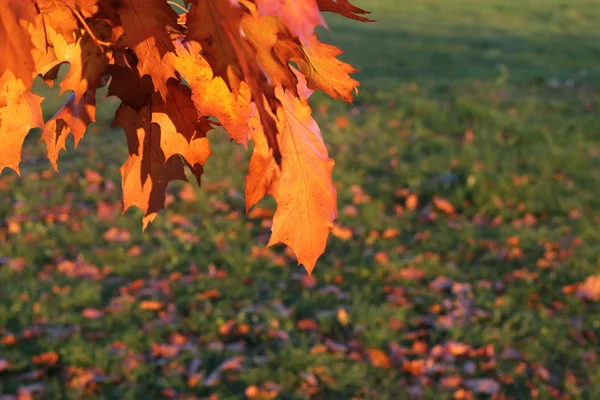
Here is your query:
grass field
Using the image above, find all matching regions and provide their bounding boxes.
[2,0,600,398]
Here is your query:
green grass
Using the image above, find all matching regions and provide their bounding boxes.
[2,0,600,398]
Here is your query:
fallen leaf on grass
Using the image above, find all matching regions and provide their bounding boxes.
[82,308,104,319]
[332,225,353,240]
[402,359,425,376]
[464,378,500,394]
[204,356,245,386]
[196,289,221,300]
[374,251,389,266]
[382,228,400,239]
[245,382,281,399]
[446,341,471,356]
[405,194,418,210]
[139,300,164,311]
[366,348,391,368]
[31,351,59,366]
[219,320,236,336]
[297,319,319,331]
[178,184,198,202]
[440,375,463,389]
[103,227,131,243]
[335,116,349,129]
[337,308,349,326]
[564,275,600,301]
[2,334,17,346]
[433,196,455,215]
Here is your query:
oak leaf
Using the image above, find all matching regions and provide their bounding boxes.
[292,36,359,103]
[113,81,211,229]
[317,0,374,22]
[113,105,188,229]
[0,70,47,175]
[35,0,79,43]
[151,81,213,185]
[171,40,252,145]
[246,79,337,275]
[45,27,108,103]
[110,0,180,100]
[241,14,299,95]
[0,1,37,86]
[186,0,282,163]
[42,91,96,170]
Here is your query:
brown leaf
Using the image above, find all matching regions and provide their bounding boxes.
[440,375,463,389]
[446,341,471,357]
[433,196,455,215]
[297,319,319,331]
[565,275,600,301]
[113,104,188,229]
[402,359,425,376]
[464,378,500,394]
[31,351,59,366]
[139,300,164,311]
[108,0,180,100]
[82,308,104,319]
[366,348,391,368]
[196,289,221,300]
[405,194,418,210]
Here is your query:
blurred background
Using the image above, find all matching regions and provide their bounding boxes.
[2,0,600,398]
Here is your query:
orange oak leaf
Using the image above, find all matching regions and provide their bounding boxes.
[185,0,245,92]
[106,66,155,111]
[113,104,188,229]
[35,0,79,44]
[432,195,455,215]
[246,78,337,275]
[171,40,252,146]
[42,91,96,170]
[185,0,281,163]
[0,0,37,86]
[109,0,180,100]
[254,0,325,43]
[151,82,213,185]
[317,0,374,22]
[292,35,359,102]
[45,27,108,103]
[25,14,61,79]
[0,70,47,175]
[112,81,212,229]
[241,14,299,94]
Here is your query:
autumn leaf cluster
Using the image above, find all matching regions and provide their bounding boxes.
[0,0,372,274]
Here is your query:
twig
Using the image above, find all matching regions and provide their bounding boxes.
[71,8,112,51]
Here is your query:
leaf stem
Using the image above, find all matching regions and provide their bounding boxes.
[71,8,112,51]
